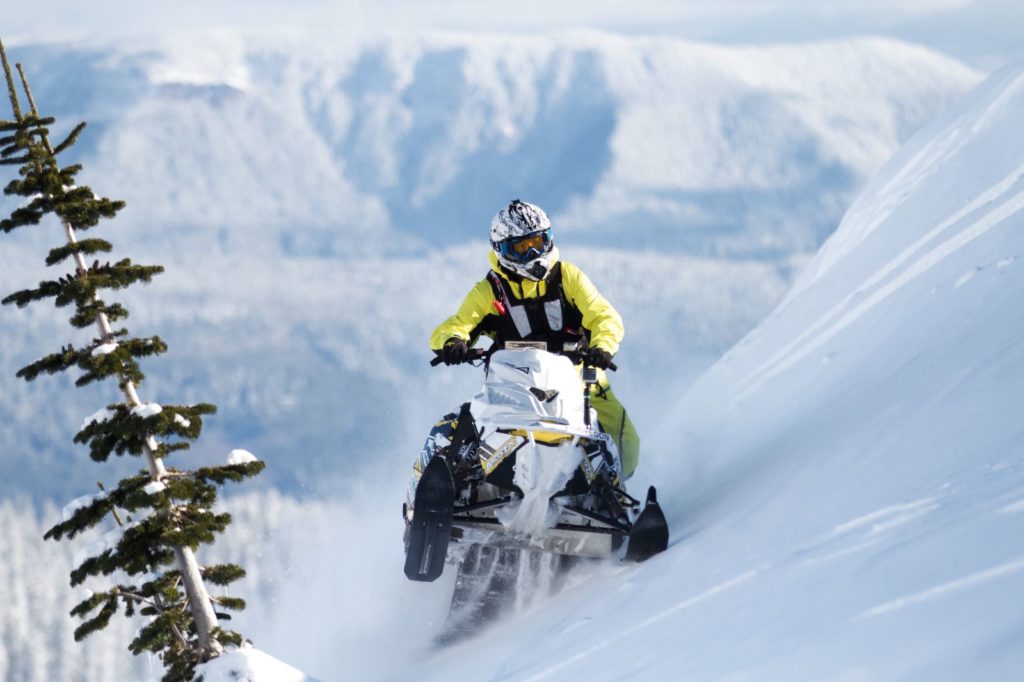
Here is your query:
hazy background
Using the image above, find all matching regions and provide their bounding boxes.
[0,2,1021,679]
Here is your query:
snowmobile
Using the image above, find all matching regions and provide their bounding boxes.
[403,345,669,585]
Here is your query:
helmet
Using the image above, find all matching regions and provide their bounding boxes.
[490,199,555,280]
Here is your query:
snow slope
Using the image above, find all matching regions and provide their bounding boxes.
[197,645,318,682]
[0,33,980,501]
[374,59,1024,681]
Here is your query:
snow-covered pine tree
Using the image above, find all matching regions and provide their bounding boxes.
[0,39,266,681]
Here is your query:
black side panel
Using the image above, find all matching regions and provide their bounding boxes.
[448,403,481,471]
[483,451,520,493]
[625,486,670,562]
[404,456,456,582]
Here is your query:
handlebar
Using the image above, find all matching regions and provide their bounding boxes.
[429,348,488,367]
[565,349,618,372]
[430,347,616,371]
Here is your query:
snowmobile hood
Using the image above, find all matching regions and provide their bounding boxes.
[488,247,561,299]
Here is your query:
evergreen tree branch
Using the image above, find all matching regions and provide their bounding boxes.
[0,153,31,166]
[73,403,216,461]
[211,596,246,611]
[46,237,114,266]
[96,481,125,526]
[69,300,130,328]
[53,120,86,156]
[72,594,120,641]
[1,194,49,232]
[193,461,268,486]
[201,563,246,586]
[15,343,80,381]
[1,261,164,313]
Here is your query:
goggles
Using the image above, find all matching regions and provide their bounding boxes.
[498,230,552,263]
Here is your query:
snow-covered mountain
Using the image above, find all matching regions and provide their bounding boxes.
[3,33,978,255]
[0,33,979,501]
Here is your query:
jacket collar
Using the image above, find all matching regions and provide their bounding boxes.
[488,247,560,299]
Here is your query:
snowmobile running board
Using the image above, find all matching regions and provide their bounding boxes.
[404,457,456,582]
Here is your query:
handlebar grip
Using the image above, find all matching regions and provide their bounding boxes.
[430,348,488,367]
[569,351,617,372]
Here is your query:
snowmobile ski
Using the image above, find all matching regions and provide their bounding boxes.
[625,486,669,562]
[404,456,456,582]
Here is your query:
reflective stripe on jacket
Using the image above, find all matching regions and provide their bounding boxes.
[429,248,624,354]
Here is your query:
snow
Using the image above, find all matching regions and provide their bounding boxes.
[90,342,118,357]
[227,449,258,465]
[195,644,319,682]
[364,59,1024,681]
[856,557,1024,620]
[130,403,162,418]
[142,481,166,495]
[79,407,116,432]
[61,491,107,522]
[72,522,138,568]
[173,414,192,428]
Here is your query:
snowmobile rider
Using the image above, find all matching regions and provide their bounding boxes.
[431,199,640,478]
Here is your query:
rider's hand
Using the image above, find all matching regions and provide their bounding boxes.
[583,347,613,370]
[441,337,469,365]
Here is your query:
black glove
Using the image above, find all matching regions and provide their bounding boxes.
[441,337,469,365]
[582,347,613,370]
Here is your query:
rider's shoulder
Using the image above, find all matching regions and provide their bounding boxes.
[558,260,581,275]
[556,260,587,285]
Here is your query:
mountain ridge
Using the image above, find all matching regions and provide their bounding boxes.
[0,34,981,502]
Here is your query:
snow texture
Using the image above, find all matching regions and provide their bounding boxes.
[80,408,116,432]
[90,343,118,356]
[60,491,107,522]
[72,522,138,568]
[227,449,258,465]
[142,481,166,495]
[130,403,162,418]
[372,59,1024,682]
[196,645,320,682]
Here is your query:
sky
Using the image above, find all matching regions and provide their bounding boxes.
[8,1,1022,68]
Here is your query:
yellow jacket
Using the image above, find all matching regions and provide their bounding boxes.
[430,248,624,354]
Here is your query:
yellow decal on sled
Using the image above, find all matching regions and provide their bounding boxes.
[511,429,574,445]
[479,435,522,475]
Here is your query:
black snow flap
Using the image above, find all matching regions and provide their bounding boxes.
[404,456,456,582]
[625,486,670,563]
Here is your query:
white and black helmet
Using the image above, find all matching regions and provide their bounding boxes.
[490,199,555,280]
